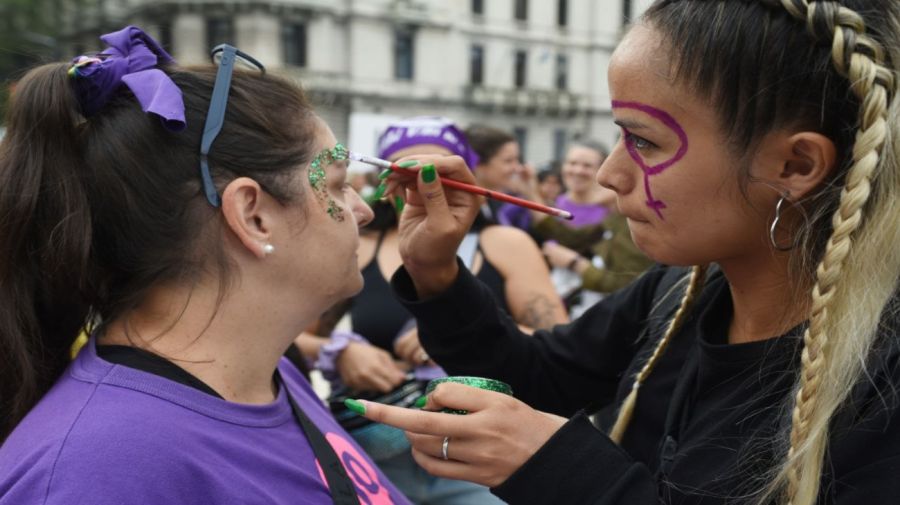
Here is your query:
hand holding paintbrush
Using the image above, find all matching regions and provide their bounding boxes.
[349,152,574,220]
[354,155,481,297]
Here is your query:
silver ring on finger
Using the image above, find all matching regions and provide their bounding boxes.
[441,436,451,461]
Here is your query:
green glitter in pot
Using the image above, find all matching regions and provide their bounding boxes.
[425,376,513,415]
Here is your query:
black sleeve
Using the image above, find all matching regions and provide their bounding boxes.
[391,259,668,417]
[491,411,658,504]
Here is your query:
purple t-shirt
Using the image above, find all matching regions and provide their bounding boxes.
[554,194,610,228]
[0,339,411,505]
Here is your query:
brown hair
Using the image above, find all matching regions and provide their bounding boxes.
[0,62,319,440]
[465,124,516,164]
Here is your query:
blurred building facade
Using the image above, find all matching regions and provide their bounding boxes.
[61,0,653,166]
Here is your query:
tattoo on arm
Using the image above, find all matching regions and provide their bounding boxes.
[518,294,560,330]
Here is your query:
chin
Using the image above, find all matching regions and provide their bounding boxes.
[343,271,365,298]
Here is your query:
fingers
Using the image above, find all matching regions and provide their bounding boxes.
[394,329,429,365]
[422,383,513,413]
[407,439,505,488]
[358,400,472,437]
[345,364,403,393]
[408,447,480,483]
[338,345,406,393]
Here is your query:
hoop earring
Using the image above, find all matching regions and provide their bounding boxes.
[769,195,796,252]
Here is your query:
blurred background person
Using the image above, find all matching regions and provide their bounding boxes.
[464,124,524,220]
[536,162,565,205]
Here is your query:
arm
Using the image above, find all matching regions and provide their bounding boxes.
[295,331,327,361]
[531,216,607,253]
[492,412,658,504]
[359,386,659,505]
[480,226,568,330]
[392,260,667,416]
[294,331,407,393]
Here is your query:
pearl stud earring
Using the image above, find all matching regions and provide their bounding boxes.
[263,243,275,255]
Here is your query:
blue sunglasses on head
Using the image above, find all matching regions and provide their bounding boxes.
[199,44,266,207]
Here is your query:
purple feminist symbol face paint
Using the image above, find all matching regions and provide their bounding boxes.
[611,100,689,219]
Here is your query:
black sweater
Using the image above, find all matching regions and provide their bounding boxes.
[392,262,900,504]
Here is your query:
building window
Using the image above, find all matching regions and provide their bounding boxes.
[514,0,528,21]
[623,0,633,26]
[158,22,173,53]
[554,129,567,161]
[206,17,234,50]
[282,22,307,67]
[514,50,527,88]
[555,54,568,90]
[394,29,415,80]
[513,127,528,160]
[470,44,484,85]
[472,0,484,15]
[558,0,568,27]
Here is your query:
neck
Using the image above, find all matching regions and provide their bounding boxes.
[565,188,598,204]
[720,254,810,345]
[99,278,319,404]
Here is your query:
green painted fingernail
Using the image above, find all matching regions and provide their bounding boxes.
[373,182,387,200]
[378,168,392,180]
[344,398,366,416]
[421,164,437,183]
[413,396,427,409]
[397,160,419,168]
[394,196,405,213]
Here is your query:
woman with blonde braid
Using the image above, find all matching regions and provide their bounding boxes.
[346,1,900,504]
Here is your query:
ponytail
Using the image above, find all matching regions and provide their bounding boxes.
[0,63,93,441]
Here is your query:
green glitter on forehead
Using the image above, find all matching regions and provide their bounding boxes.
[308,142,349,222]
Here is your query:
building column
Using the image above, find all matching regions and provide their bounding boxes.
[236,11,281,69]
[172,13,206,65]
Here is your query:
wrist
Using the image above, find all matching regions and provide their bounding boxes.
[566,256,582,271]
[406,261,459,299]
[315,330,368,380]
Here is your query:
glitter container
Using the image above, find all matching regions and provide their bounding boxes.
[425,376,513,415]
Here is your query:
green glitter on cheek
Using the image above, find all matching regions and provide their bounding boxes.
[308,144,349,222]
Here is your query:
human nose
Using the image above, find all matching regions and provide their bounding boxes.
[596,142,635,196]
[349,189,374,227]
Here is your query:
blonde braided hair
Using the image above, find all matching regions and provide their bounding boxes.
[763,2,896,504]
[609,264,708,443]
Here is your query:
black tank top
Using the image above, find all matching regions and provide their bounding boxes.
[349,230,510,353]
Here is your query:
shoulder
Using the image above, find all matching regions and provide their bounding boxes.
[479,225,541,254]
[0,382,205,504]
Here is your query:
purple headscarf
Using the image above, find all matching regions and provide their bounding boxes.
[68,25,185,131]
[376,116,479,170]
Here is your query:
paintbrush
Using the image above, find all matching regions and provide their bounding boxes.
[349,152,574,220]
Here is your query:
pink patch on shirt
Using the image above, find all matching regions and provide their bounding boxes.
[315,432,395,505]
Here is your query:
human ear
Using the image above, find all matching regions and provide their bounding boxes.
[777,132,838,199]
[220,177,276,259]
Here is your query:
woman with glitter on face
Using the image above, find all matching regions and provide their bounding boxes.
[347,1,900,504]
[0,26,413,505]
[296,116,568,505]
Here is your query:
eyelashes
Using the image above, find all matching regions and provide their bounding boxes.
[623,131,656,150]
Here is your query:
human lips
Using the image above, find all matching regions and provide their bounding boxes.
[619,208,649,224]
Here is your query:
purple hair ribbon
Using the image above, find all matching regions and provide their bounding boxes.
[68,25,185,132]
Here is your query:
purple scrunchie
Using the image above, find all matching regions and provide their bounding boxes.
[376,116,480,170]
[68,25,185,132]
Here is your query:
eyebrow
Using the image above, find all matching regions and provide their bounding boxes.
[613,118,652,130]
